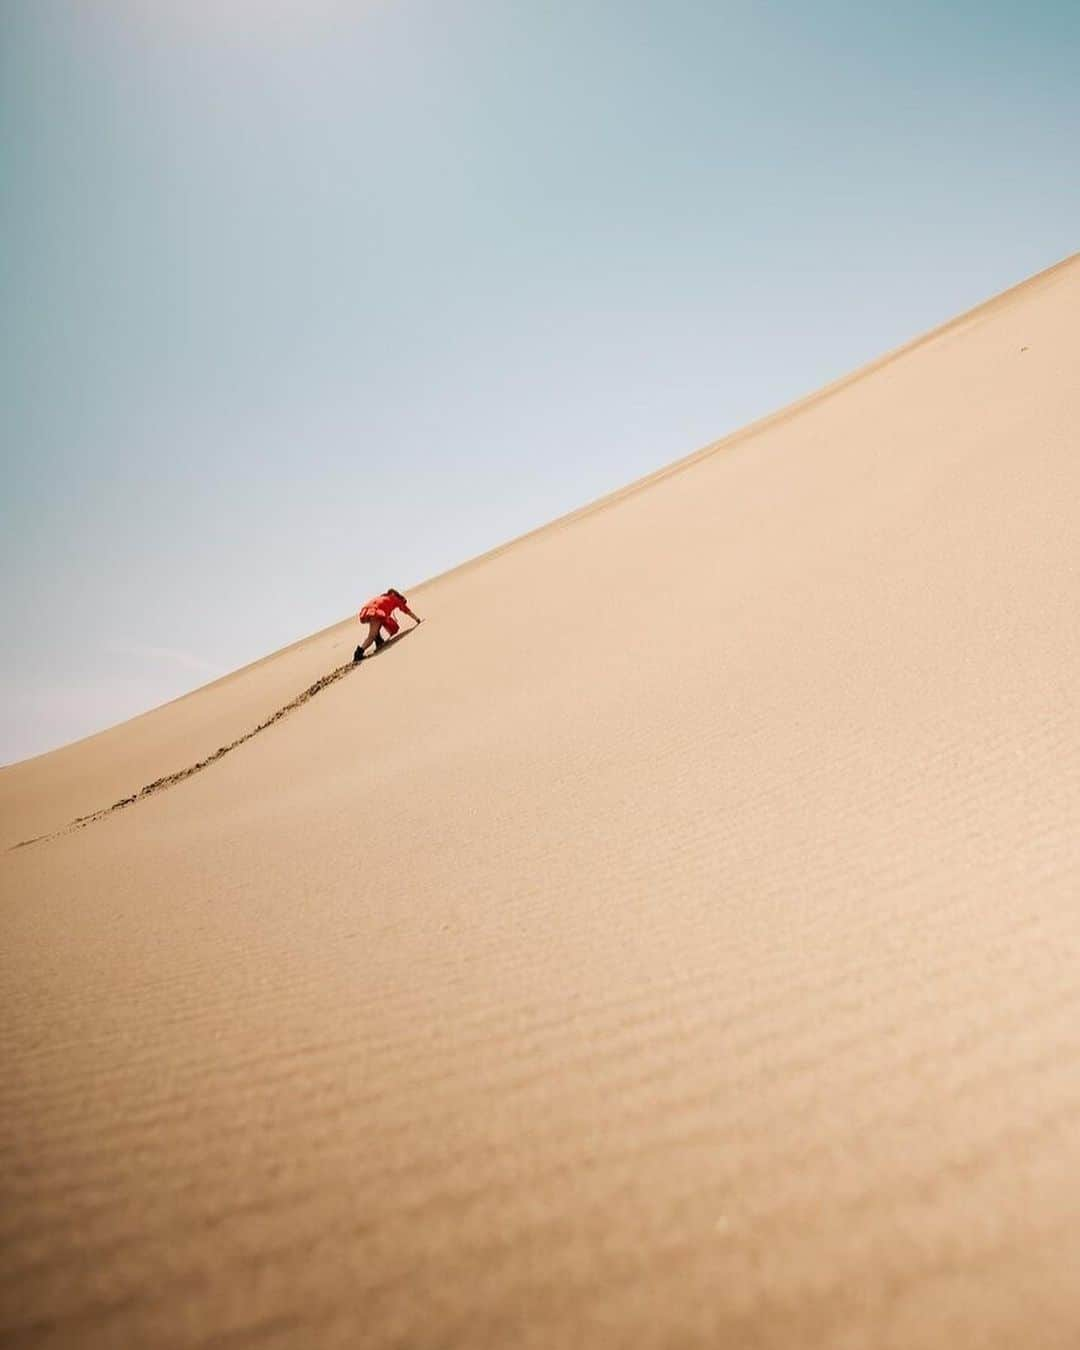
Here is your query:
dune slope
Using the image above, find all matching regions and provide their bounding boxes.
[2,255,1079,1349]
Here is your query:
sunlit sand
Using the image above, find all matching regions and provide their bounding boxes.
[2,254,1078,1348]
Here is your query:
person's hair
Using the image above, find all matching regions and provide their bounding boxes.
[387,587,404,599]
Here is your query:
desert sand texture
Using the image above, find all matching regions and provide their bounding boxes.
[3,254,1080,1349]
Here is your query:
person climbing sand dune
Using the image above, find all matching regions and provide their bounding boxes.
[354,588,422,661]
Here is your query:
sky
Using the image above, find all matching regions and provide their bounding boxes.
[2,0,1077,765]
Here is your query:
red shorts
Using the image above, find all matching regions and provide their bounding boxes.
[359,605,399,636]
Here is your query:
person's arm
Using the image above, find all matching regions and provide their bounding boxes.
[402,604,422,625]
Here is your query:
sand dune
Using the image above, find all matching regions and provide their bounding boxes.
[0,618,362,852]
[3,254,1079,1348]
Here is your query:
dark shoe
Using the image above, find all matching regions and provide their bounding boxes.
[374,634,386,650]
[353,646,364,662]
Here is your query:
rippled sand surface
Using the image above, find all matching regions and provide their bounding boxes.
[3,255,1079,1348]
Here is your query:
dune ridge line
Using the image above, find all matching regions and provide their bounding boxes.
[25,252,1070,760]
[412,251,1079,594]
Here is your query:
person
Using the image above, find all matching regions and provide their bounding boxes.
[354,588,422,660]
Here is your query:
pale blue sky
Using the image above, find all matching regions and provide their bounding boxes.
[2,0,1077,764]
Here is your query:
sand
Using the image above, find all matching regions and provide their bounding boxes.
[2,254,1079,1348]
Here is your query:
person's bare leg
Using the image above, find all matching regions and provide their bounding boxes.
[358,621,382,656]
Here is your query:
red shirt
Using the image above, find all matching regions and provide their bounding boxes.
[359,592,406,622]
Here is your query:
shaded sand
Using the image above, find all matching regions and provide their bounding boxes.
[2,255,1079,1348]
